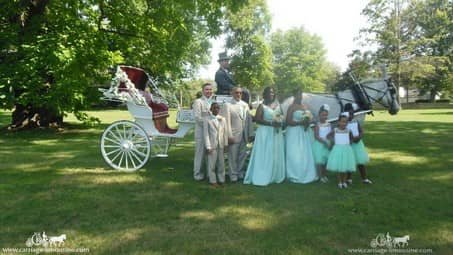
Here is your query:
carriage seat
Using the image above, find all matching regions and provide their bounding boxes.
[118,66,177,134]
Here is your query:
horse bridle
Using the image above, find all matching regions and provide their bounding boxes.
[360,79,397,110]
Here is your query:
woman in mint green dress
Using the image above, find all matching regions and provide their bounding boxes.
[244,87,285,186]
[285,89,318,184]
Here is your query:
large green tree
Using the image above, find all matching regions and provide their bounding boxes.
[224,0,273,90]
[406,0,452,101]
[0,0,245,128]
[359,0,452,102]
[360,0,413,97]
[270,27,328,97]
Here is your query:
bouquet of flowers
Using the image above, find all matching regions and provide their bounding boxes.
[273,107,284,133]
[301,110,313,131]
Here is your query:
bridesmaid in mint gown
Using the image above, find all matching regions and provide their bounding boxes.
[285,89,318,184]
[243,87,285,186]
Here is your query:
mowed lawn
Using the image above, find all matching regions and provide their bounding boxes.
[0,108,452,254]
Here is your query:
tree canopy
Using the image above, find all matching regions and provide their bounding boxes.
[270,27,328,97]
[0,0,246,127]
[224,0,273,90]
[355,0,452,102]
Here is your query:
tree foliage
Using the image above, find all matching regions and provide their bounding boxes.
[406,0,452,100]
[357,0,452,102]
[224,0,273,90]
[270,27,328,97]
[0,0,246,128]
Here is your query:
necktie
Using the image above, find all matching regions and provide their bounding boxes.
[240,105,245,119]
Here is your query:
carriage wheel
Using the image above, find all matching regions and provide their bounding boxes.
[100,120,151,171]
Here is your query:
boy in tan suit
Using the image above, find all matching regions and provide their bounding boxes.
[192,83,214,181]
[204,103,228,187]
[222,87,254,182]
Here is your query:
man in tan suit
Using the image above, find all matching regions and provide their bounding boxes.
[192,83,214,181]
[204,103,228,186]
[222,87,254,182]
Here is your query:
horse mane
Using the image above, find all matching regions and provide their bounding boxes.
[360,78,384,84]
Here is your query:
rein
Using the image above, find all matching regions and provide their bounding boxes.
[361,80,396,109]
[329,79,395,113]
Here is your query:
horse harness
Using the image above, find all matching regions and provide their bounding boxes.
[332,78,396,114]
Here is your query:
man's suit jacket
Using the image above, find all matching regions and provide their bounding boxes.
[192,96,211,139]
[215,68,235,95]
[203,115,228,150]
[222,99,254,144]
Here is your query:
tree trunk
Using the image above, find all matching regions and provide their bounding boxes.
[429,88,437,103]
[10,104,63,129]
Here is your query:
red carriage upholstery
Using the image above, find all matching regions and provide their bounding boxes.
[119,66,148,91]
[119,66,177,134]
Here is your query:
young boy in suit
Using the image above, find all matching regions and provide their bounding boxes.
[204,102,228,187]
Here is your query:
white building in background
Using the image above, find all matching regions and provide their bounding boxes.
[399,87,441,103]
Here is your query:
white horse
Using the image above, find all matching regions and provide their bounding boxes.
[393,235,410,247]
[49,234,66,247]
[281,77,400,124]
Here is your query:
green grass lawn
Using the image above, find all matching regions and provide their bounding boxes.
[0,109,452,254]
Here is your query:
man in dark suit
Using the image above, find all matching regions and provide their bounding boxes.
[215,52,236,95]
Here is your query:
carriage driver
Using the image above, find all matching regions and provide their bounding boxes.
[192,83,214,181]
[215,52,235,95]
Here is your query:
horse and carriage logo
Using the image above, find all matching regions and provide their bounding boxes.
[25,232,67,247]
[370,232,410,248]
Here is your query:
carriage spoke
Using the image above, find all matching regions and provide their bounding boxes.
[118,151,125,168]
[107,130,122,143]
[104,137,121,145]
[125,126,135,140]
[126,151,137,169]
[130,133,147,143]
[125,151,129,169]
[123,123,129,141]
[110,150,123,163]
[103,145,121,148]
[106,148,121,156]
[131,147,147,158]
[114,125,124,140]
[131,140,148,147]
[129,149,144,163]
[138,144,150,154]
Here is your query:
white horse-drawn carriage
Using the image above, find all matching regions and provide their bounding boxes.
[99,66,200,171]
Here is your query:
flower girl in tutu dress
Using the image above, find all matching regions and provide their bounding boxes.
[343,103,372,184]
[313,104,332,183]
[326,114,356,189]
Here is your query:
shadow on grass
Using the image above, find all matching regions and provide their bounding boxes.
[0,110,11,129]
[419,111,453,115]
[0,120,452,254]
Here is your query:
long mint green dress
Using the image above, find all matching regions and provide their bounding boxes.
[285,110,318,183]
[243,104,285,186]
